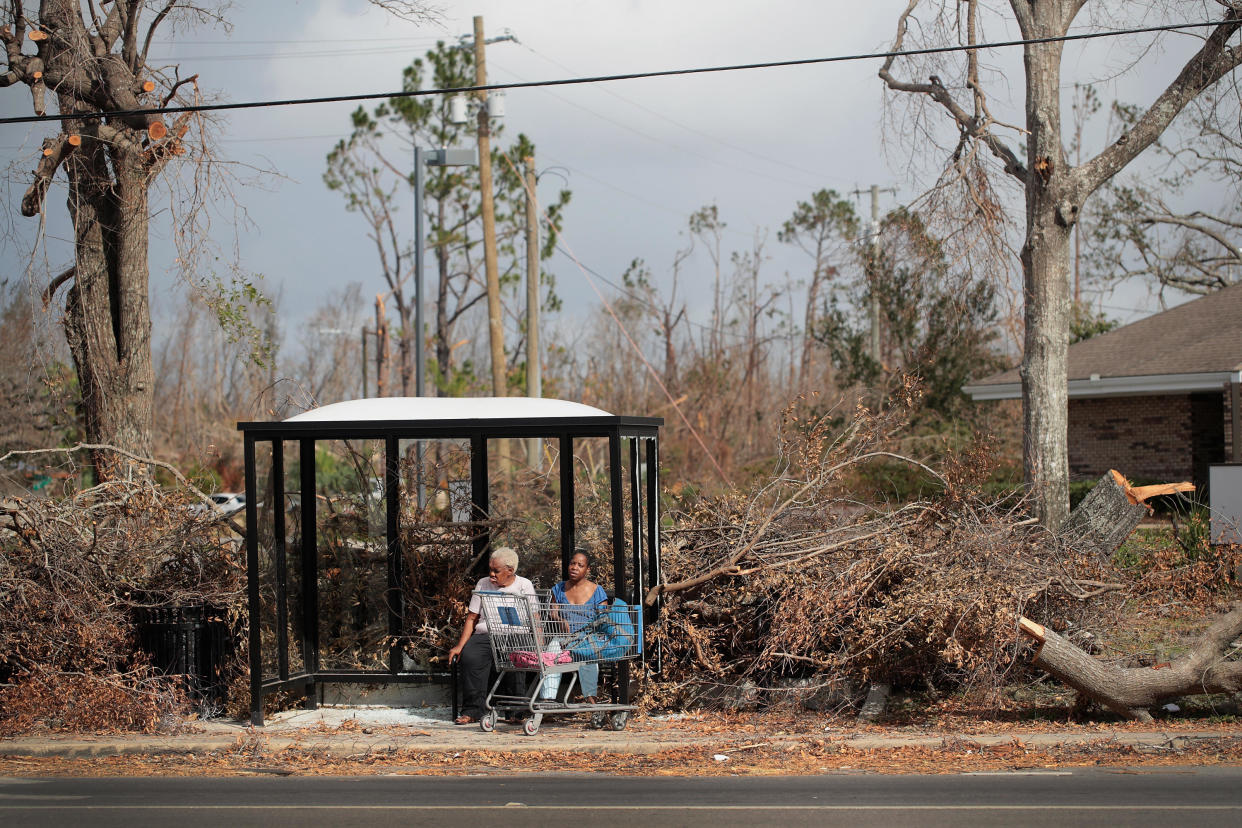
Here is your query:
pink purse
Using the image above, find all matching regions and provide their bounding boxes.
[508,650,571,668]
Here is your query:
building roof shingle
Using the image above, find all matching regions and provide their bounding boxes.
[971,282,1242,389]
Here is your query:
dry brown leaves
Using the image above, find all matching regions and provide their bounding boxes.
[0,479,244,734]
[645,387,1131,711]
[4,736,1240,777]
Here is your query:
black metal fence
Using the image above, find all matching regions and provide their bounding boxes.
[133,606,234,703]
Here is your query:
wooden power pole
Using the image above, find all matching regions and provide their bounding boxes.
[473,15,506,401]
[374,293,390,398]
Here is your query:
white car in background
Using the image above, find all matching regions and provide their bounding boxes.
[191,492,246,518]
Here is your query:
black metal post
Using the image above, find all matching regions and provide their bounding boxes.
[608,432,628,704]
[244,435,263,726]
[629,437,643,604]
[559,434,575,579]
[646,436,661,673]
[628,437,645,676]
[299,438,319,708]
[385,435,402,674]
[273,440,288,682]
[470,435,490,571]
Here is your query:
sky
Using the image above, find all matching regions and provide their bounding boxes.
[0,0,1229,364]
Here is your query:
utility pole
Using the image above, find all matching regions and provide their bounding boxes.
[374,294,390,398]
[361,327,369,398]
[473,15,506,402]
[524,154,541,469]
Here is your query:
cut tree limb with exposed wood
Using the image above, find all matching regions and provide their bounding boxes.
[1019,609,1242,721]
[1061,469,1195,558]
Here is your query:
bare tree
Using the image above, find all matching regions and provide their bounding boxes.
[0,2,218,477]
[1089,94,1242,296]
[2,2,436,479]
[879,1,1242,529]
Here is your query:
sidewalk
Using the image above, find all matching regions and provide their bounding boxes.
[3,705,1237,759]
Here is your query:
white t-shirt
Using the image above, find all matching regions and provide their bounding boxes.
[468,575,536,635]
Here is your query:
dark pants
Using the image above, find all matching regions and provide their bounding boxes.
[459,633,529,718]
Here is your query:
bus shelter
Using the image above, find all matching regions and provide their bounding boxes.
[237,398,662,726]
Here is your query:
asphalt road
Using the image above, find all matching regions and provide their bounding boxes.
[3,768,1241,827]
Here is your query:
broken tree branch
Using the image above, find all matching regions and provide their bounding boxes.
[1019,605,1242,722]
[21,133,81,217]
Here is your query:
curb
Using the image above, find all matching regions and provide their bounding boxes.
[2,730,1235,760]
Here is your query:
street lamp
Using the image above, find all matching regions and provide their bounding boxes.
[413,147,475,510]
[413,147,476,397]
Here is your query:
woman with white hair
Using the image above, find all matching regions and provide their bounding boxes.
[447,546,536,725]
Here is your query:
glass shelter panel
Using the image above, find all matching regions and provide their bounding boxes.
[569,436,619,591]
[396,437,476,669]
[276,441,305,677]
[253,440,280,677]
[486,437,564,590]
[312,438,388,672]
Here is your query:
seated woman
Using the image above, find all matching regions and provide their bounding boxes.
[551,549,609,705]
[447,547,536,725]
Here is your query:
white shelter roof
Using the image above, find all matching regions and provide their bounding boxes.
[284,397,614,423]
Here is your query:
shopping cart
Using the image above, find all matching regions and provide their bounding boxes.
[473,589,642,735]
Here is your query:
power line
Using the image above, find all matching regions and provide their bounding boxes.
[520,42,847,185]
[147,44,431,63]
[0,19,1226,127]
[493,58,816,192]
[150,36,445,45]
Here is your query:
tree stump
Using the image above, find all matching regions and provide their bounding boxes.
[1060,471,1146,558]
[1060,470,1194,558]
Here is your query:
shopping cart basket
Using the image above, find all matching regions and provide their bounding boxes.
[473,589,642,735]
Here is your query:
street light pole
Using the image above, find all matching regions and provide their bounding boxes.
[414,147,427,400]
[413,147,476,399]
[412,146,476,509]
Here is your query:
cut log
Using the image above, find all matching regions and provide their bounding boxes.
[147,121,167,141]
[1019,607,1242,722]
[67,134,81,147]
[28,29,48,42]
[1060,470,1194,558]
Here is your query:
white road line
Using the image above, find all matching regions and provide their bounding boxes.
[966,771,1074,776]
[1,805,1239,811]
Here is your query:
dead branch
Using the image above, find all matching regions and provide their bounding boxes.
[0,443,213,507]
[41,265,75,307]
[21,133,81,217]
[1020,606,1242,721]
[877,0,1027,180]
[640,390,1138,714]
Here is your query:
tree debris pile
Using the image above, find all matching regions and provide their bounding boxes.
[0,478,244,734]
[644,389,1129,711]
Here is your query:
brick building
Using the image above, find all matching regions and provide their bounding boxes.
[964,283,1242,491]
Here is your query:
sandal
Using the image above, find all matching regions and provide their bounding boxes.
[454,715,477,725]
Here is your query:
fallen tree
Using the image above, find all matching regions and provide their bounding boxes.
[1018,610,1242,722]
[640,387,1131,712]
